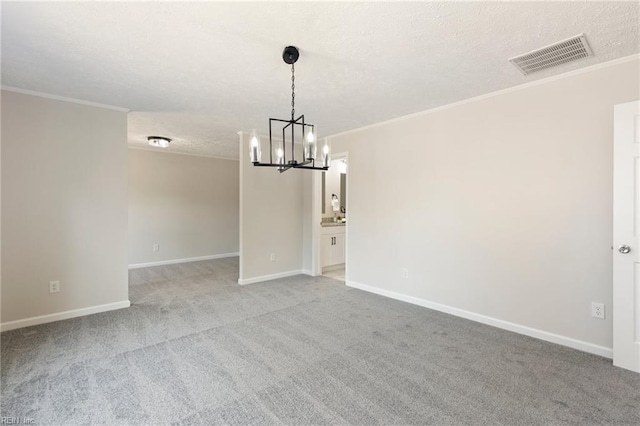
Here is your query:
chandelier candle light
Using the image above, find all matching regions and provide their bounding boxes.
[249,46,331,173]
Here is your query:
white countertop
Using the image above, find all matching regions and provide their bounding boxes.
[321,222,346,227]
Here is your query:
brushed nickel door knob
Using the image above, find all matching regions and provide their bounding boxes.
[618,245,631,254]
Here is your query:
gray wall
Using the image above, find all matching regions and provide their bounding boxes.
[328,58,639,350]
[1,90,129,324]
[128,149,239,265]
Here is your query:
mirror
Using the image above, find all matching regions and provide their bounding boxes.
[340,173,346,214]
[321,172,326,214]
[321,160,347,218]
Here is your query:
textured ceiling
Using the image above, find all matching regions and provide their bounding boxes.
[2,1,638,159]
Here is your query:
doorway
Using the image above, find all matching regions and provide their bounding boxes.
[316,154,347,282]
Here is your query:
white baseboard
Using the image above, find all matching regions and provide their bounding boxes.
[301,269,315,276]
[238,269,307,285]
[346,281,613,359]
[1,300,131,332]
[128,252,239,269]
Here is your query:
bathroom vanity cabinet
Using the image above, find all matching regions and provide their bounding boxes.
[321,225,345,268]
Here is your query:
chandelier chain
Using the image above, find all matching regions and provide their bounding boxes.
[291,64,295,119]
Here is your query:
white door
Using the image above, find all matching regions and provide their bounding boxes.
[613,100,640,373]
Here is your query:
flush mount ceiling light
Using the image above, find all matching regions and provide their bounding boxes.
[147,136,171,148]
[249,46,330,173]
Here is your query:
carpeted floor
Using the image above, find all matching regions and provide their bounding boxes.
[2,257,639,425]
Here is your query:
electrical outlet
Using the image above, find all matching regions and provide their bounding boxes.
[49,280,60,293]
[153,244,159,252]
[270,253,276,262]
[591,302,605,320]
[401,268,409,278]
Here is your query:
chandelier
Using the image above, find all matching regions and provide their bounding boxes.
[249,46,331,173]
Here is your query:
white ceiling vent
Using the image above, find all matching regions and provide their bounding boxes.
[509,34,593,75]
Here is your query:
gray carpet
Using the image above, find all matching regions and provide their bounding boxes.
[2,257,639,425]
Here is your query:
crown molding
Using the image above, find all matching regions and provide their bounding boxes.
[1,86,130,112]
[127,145,239,161]
[328,54,640,139]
